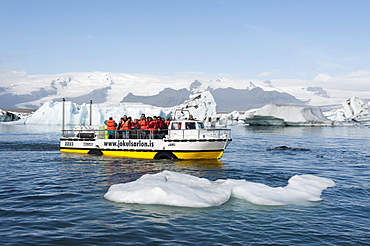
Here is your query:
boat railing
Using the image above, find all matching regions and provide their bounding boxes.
[166,128,231,140]
[61,128,231,140]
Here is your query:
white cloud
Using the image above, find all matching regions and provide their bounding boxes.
[313,73,333,82]
[310,70,370,92]
[258,69,278,77]
[258,71,271,77]
[344,70,370,79]
[0,68,28,87]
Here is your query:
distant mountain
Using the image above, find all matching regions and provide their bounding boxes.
[0,71,352,111]
[0,87,56,109]
[121,88,191,107]
[209,87,304,112]
[305,86,330,98]
[121,86,304,112]
[52,87,111,105]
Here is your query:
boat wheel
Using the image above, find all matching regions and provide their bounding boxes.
[154,151,178,160]
[88,149,103,156]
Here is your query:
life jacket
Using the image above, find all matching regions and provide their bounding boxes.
[147,120,157,131]
[131,122,140,129]
[122,121,131,130]
[139,119,148,129]
[118,120,124,130]
[164,120,171,127]
[158,120,167,129]
[106,120,116,130]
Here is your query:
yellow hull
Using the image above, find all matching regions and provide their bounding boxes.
[60,148,223,160]
[173,151,223,159]
[60,149,90,154]
[102,150,157,159]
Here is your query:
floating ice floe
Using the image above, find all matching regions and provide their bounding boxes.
[242,104,332,126]
[104,171,335,207]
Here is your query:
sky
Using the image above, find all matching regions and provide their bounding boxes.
[1,0,370,90]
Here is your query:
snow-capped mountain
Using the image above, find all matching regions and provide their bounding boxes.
[0,71,369,111]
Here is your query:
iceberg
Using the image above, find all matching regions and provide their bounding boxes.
[18,89,217,125]
[324,96,370,125]
[174,89,217,122]
[243,104,332,126]
[0,109,20,122]
[21,101,174,125]
[104,170,336,207]
[342,96,367,118]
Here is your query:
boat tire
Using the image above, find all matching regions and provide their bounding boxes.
[88,149,103,156]
[154,151,178,160]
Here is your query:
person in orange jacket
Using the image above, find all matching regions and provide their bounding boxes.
[104,117,117,139]
[138,114,148,138]
[165,116,172,128]
[119,117,132,139]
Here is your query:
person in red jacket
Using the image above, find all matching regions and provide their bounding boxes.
[130,118,140,139]
[117,116,125,138]
[104,117,117,139]
[131,118,140,129]
[157,117,168,139]
[147,116,158,139]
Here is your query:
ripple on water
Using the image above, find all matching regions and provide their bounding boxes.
[0,125,369,245]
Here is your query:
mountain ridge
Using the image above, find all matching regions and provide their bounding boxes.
[0,71,358,111]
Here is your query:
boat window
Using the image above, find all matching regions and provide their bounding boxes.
[171,122,182,130]
[197,122,204,129]
[185,122,196,129]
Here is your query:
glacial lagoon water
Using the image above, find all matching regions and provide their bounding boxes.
[0,124,369,245]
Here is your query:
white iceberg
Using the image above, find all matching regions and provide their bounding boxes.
[324,96,370,125]
[104,171,231,207]
[243,104,332,126]
[18,89,217,125]
[174,89,217,122]
[104,170,335,207]
[342,96,367,118]
[0,109,20,122]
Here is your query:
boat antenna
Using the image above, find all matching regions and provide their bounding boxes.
[177,91,183,106]
[90,100,92,126]
[62,98,65,137]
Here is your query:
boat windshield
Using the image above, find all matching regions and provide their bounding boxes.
[185,122,196,129]
[170,121,205,130]
[171,122,182,130]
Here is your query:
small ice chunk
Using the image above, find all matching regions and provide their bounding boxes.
[104,171,336,207]
[104,171,231,207]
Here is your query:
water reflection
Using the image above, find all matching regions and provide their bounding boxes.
[242,125,327,136]
[0,123,60,134]
[102,158,225,185]
[175,159,223,169]
[239,124,370,139]
[60,152,225,187]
